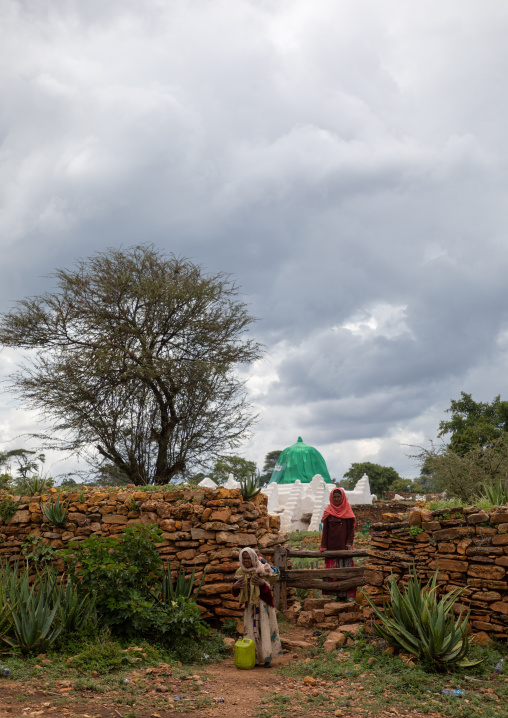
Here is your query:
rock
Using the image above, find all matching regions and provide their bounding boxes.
[303,597,331,611]
[323,631,346,652]
[190,527,215,540]
[492,534,508,546]
[101,514,128,524]
[10,510,30,523]
[323,602,353,617]
[281,638,314,650]
[339,623,362,634]
[433,527,473,540]
[491,512,508,524]
[428,558,469,572]
[381,513,402,522]
[297,611,315,628]
[470,631,493,646]
[303,676,317,686]
[422,521,441,531]
[408,510,422,527]
[468,565,506,580]
[490,601,508,614]
[467,511,490,524]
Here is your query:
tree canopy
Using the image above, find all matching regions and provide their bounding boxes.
[342,461,401,496]
[438,392,508,455]
[210,455,257,485]
[0,246,262,485]
[259,449,283,486]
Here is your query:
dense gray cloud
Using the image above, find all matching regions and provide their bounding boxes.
[1,0,508,480]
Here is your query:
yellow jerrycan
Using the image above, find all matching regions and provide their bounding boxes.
[234,638,256,669]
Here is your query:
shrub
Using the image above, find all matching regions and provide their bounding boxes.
[62,524,163,634]
[21,534,57,567]
[18,476,54,496]
[0,496,20,524]
[362,567,483,671]
[62,524,208,644]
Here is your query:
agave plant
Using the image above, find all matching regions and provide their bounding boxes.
[2,569,62,654]
[478,481,508,507]
[43,494,68,528]
[239,473,261,501]
[159,562,206,602]
[363,567,483,670]
[45,569,97,633]
[18,476,53,496]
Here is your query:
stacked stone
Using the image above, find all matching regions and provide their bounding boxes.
[0,486,284,623]
[362,505,508,642]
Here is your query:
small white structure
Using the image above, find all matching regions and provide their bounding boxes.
[198,472,373,533]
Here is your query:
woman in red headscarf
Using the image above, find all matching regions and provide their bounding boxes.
[320,488,356,600]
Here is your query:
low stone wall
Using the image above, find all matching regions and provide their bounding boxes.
[0,486,285,623]
[351,503,411,527]
[362,505,508,642]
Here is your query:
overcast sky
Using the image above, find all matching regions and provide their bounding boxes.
[1,0,508,482]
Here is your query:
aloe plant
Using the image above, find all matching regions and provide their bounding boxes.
[2,569,62,654]
[478,481,508,507]
[160,562,206,602]
[43,494,68,528]
[362,567,483,670]
[239,473,261,501]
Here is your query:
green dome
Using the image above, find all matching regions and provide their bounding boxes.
[268,437,333,485]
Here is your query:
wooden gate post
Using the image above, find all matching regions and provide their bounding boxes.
[273,546,288,610]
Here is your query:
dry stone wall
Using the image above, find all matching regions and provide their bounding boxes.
[0,486,285,623]
[362,505,508,642]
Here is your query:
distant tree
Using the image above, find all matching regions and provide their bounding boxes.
[342,461,401,497]
[59,477,78,488]
[438,392,508,455]
[4,449,46,479]
[210,456,257,486]
[259,450,283,486]
[411,435,508,502]
[389,477,416,493]
[0,246,262,485]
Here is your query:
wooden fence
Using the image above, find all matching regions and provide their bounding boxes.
[272,547,368,610]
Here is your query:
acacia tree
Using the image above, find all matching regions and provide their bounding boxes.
[0,246,262,485]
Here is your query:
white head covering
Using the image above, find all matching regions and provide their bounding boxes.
[239,547,261,573]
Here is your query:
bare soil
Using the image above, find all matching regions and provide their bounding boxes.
[0,628,447,718]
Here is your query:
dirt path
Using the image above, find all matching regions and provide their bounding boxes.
[0,629,448,718]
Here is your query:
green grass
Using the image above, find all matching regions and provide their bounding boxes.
[427,497,507,512]
[278,633,508,718]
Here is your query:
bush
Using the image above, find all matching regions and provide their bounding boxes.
[362,567,483,671]
[63,524,208,644]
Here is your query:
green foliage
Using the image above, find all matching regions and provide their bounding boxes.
[239,472,261,500]
[160,562,206,602]
[0,495,20,524]
[43,494,68,528]
[342,461,401,496]
[408,526,423,537]
[221,618,238,637]
[126,497,140,512]
[0,473,12,491]
[260,450,283,486]
[362,567,482,670]
[62,524,208,644]
[21,534,57,567]
[438,392,508,455]
[18,475,54,496]
[210,455,257,486]
[0,561,97,655]
[0,246,262,485]
[62,524,163,634]
[478,481,508,506]
[413,435,508,501]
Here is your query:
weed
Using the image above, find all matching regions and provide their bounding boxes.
[408,526,423,537]
[0,496,20,524]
